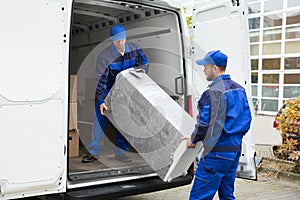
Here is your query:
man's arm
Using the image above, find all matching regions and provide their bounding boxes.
[135,44,149,73]
[95,53,109,114]
[190,91,210,145]
[95,68,108,105]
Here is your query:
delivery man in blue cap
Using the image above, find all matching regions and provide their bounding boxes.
[182,50,252,199]
[82,24,149,163]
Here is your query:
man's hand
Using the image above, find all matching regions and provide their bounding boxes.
[181,136,196,148]
[100,103,108,115]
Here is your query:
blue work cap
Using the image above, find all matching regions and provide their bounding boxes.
[110,24,126,42]
[196,50,228,67]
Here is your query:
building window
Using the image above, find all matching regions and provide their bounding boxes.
[286,11,300,39]
[288,0,300,8]
[248,1,300,115]
[261,99,278,112]
[248,1,261,14]
[251,72,258,84]
[284,86,300,98]
[250,30,260,42]
[285,41,300,53]
[263,28,282,41]
[250,44,259,55]
[262,74,279,84]
[262,58,280,70]
[284,74,300,84]
[284,57,300,69]
[262,85,279,97]
[264,0,283,12]
[263,13,283,28]
[286,25,300,39]
[252,85,258,96]
[249,17,261,29]
[262,42,281,54]
[251,59,259,70]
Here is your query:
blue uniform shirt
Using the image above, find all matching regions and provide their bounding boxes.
[95,42,149,104]
[191,74,252,152]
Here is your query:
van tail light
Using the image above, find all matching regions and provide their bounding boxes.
[188,95,193,117]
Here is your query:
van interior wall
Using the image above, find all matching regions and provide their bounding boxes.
[71,11,183,125]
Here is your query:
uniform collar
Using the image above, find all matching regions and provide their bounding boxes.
[112,43,130,56]
[210,74,231,87]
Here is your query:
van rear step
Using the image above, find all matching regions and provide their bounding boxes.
[69,164,154,182]
[65,175,193,200]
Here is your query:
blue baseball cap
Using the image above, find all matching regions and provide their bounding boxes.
[196,50,228,67]
[110,24,126,42]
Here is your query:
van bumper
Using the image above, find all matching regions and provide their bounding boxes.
[64,175,193,200]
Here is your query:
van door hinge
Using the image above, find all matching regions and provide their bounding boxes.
[232,0,240,7]
[188,47,193,56]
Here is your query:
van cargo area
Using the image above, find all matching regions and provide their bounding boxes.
[68,0,187,184]
[0,0,257,199]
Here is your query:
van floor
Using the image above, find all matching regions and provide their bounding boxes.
[68,142,152,176]
[69,148,148,172]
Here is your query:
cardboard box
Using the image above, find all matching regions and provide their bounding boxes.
[70,75,77,103]
[104,69,202,182]
[69,129,79,157]
[69,102,77,130]
[79,99,95,122]
[78,121,93,147]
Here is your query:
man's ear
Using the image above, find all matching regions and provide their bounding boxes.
[213,65,218,71]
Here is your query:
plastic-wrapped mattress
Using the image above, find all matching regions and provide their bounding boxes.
[105,69,202,182]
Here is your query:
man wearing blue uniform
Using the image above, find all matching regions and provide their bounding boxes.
[82,24,149,163]
[182,50,252,199]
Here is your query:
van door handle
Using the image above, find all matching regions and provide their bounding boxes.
[175,76,184,95]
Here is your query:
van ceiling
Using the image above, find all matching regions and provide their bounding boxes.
[73,0,165,35]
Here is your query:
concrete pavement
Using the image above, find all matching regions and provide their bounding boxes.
[115,172,300,200]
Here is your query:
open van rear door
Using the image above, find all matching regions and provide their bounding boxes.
[0,1,71,199]
[192,0,257,180]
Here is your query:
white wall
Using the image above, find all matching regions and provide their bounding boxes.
[252,115,282,145]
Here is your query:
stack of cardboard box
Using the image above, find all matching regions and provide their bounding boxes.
[77,77,97,147]
[69,75,79,158]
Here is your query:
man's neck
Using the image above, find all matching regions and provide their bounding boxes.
[119,50,125,56]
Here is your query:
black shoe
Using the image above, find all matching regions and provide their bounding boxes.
[82,154,97,163]
[114,154,132,163]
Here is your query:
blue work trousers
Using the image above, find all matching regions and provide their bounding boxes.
[87,102,130,156]
[190,151,241,200]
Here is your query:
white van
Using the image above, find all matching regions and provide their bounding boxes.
[0,0,256,199]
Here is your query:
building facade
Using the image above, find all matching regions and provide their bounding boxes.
[248,0,300,114]
[247,0,300,149]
